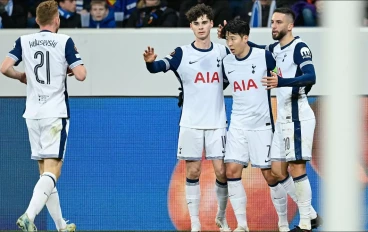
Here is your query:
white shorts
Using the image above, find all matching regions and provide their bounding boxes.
[26,118,69,160]
[270,119,315,162]
[224,126,273,169]
[177,127,226,160]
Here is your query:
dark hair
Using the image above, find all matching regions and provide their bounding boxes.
[273,7,296,22]
[91,0,108,9]
[185,3,214,23]
[221,18,250,39]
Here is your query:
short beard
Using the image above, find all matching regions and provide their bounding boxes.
[272,30,286,41]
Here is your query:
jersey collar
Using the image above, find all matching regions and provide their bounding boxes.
[39,30,52,33]
[235,47,253,61]
[281,36,300,50]
[191,41,213,52]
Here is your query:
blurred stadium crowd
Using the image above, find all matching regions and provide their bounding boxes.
[0,0,367,29]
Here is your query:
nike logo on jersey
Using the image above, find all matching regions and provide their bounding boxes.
[189,61,198,64]
[228,70,235,74]
[265,159,270,162]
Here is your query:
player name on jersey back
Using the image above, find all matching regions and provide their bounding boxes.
[8,31,83,119]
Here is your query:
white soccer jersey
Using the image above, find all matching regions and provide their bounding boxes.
[223,47,275,130]
[268,37,315,123]
[163,42,229,129]
[7,30,83,119]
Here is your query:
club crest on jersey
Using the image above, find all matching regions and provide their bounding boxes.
[194,72,220,83]
[282,54,287,62]
[251,64,256,74]
[300,47,311,59]
[216,58,221,67]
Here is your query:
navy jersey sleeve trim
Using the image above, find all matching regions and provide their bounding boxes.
[222,59,229,90]
[164,47,183,71]
[277,42,316,87]
[65,38,83,67]
[146,60,168,73]
[277,64,316,87]
[8,37,22,65]
[293,42,313,65]
[265,42,278,53]
[247,41,266,49]
[225,47,230,55]
[265,51,276,71]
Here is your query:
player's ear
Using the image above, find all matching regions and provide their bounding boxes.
[288,22,294,31]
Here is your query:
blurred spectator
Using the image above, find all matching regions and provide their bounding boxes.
[106,0,137,27]
[291,0,317,27]
[76,0,90,14]
[178,0,231,27]
[277,0,318,27]
[57,0,82,28]
[249,0,276,27]
[88,0,116,28]
[125,0,177,28]
[0,0,27,28]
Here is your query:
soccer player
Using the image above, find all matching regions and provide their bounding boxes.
[143,4,230,232]
[260,8,321,232]
[0,1,86,231]
[218,8,321,232]
[221,18,289,232]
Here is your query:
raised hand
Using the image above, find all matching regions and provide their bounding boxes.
[261,71,278,89]
[143,46,158,63]
[217,20,227,39]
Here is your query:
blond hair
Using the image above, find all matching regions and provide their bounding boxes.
[36,0,59,26]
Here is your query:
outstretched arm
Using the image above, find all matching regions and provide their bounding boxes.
[144,46,169,73]
[144,46,182,73]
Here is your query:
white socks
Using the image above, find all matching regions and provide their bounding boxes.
[228,178,248,229]
[26,172,56,222]
[186,178,200,229]
[46,187,67,230]
[294,174,312,230]
[215,179,228,218]
[269,183,288,227]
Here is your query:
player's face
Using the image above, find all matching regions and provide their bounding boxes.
[190,15,213,40]
[91,4,108,21]
[271,12,292,40]
[225,32,248,57]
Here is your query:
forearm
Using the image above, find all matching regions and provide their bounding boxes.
[146,60,168,73]
[277,74,316,87]
[247,41,266,49]
[1,66,23,80]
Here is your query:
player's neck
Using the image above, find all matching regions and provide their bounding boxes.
[236,45,250,60]
[279,33,294,47]
[193,38,211,50]
[39,25,56,33]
